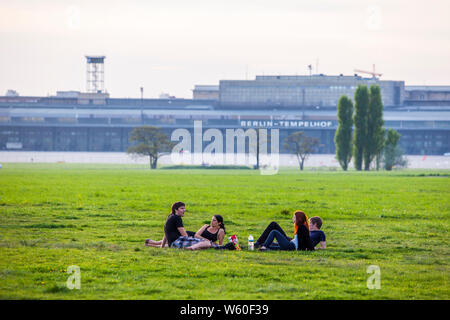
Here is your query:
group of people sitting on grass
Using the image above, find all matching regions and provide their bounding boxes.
[145,201,326,251]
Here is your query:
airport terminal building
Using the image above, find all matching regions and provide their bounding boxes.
[1,74,449,155]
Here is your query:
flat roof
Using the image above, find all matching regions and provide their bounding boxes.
[193,85,219,91]
[2,107,449,121]
[405,86,450,91]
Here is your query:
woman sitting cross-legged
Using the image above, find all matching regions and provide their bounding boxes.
[257,211,314,251]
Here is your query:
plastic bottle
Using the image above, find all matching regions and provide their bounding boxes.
[248,234,254,250]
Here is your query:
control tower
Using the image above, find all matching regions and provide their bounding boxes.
[85,56,105,93]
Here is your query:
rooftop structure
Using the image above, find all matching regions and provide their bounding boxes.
[219,74,404,108]
[192,85,220,100]
[85,55,106,93]
[404,85,450,106]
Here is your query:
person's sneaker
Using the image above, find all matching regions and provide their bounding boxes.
[254,242,261,249]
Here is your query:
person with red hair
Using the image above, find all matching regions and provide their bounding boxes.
[256,211,314,251]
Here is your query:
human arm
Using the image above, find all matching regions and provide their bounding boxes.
[316,232,326,249]
[177,227,188,237]
[194,224,209,240]
[217,229,225,245]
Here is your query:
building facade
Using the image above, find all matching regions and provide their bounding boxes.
[0,74,449,156]
[219,75,404,108]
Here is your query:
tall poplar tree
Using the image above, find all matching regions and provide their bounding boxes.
[364,85,385,170]
[352,85,369,171]
[334,95,354,171]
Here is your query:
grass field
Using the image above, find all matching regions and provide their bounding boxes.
[0,163,449,300]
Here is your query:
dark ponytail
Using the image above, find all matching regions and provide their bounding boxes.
[214,214,226,234]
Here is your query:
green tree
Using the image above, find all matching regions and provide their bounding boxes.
[127,126,174,169]
[283,131,319,170]
[364,85,385,170]
[383,129,407,170]
[334,95,354,171]
[353,85,369,171]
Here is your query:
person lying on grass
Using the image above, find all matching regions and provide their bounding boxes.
[254,213,326,250]
[309,216,326,250]
[145,201,197,248]
[171,214,228,250]
[255,211,314,251]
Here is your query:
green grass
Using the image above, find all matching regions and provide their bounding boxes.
[0,163,449,299]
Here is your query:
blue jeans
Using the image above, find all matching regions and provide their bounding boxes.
[263,230,296,251]
[256,221,290,245]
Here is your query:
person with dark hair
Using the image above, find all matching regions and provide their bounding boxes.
[161,202,191,248]
[145,202,196,248]
[194,215,226,244]
[145,204,229,249]
[256,211,314,251]
[309,216,326,250]
[174,214,227,250]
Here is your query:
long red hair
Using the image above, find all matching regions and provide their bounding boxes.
[293,211,309,235]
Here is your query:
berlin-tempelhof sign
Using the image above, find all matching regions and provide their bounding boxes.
[240,120,335,128]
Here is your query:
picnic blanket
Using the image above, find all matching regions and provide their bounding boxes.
[170,236,204,248]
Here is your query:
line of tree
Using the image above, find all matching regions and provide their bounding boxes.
[335,85,405,171]
[128,124,321,171]
[128,90,405,172]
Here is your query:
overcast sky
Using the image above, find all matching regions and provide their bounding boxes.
[1,0,449,98]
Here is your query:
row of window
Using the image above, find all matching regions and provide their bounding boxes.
[2,117,449,129]
[0,128,448,154]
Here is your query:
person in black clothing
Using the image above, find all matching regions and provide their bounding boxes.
[145,204,227,248]
[257,210,314,251]
[145,201,196,248]
[194,215,226,244]
[184,215,227,250]
[309,216,326,250]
